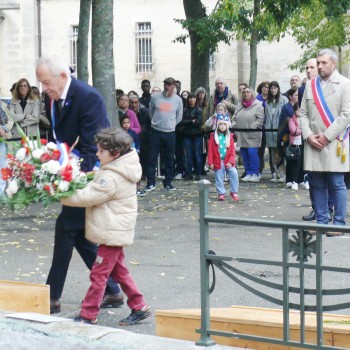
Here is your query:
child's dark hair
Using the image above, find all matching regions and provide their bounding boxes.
[94,127,132,156]
[119,114,130,126]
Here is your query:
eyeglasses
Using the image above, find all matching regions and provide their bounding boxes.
[20,85,28,88]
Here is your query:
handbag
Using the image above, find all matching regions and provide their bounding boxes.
[285,144,301,160]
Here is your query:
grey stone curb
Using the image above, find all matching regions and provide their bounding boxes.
[0,311,246,350]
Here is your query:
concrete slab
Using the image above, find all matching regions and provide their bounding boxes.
[0,311,246,350]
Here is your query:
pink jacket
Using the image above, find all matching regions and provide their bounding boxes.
[125,109,141,134]
[288,114,302,145]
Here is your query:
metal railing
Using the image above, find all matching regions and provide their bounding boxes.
[196,180,350,349]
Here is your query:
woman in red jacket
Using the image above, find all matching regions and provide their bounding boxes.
[208,114,239,201]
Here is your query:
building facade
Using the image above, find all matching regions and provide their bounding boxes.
[0,0,312,98]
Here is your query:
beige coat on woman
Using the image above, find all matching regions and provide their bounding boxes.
[10,98,40,138]
[232,99,265,148]
[299,70,350,172]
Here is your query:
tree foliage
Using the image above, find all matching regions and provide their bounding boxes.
[288,0,350,70]
[176,0,350,88]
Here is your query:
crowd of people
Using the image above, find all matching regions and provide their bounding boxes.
[112,74,311,200]
[0,54,346,203]
[0,48,349,327]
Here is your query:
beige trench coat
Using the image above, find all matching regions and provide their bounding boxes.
[299,70,350,172]
[10,98,40,138]
[232,99,265,148]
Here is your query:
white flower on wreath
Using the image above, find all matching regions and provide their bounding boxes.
[6,180,19,198]
[41,160,61,175]
[57,180,70,192]
[15,148,27,161]
[46,142,58,150]
[32,148,45,159]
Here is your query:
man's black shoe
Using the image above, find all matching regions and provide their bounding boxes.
[302,210,315,221]
[100,293,124,309]
[50,298,61,314]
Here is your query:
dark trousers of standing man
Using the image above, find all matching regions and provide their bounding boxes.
[47,214,121,300]
[147,128,176,187]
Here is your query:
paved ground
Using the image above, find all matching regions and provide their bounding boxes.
[1,167,350,341]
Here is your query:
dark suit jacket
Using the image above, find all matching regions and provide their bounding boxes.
[47,77,110,229]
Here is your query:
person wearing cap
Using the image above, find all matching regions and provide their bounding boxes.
[207,114,239,201]
[145,77,183,191]
[208,78,239,117]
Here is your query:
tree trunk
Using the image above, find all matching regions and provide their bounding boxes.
[183,0,210,94]
[77,0,91,82]
[249,0,260,88]
[91,0,117,126]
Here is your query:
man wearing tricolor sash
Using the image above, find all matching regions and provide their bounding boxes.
[299,48,350,235]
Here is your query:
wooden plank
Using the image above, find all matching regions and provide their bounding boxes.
[0,280,49,315]
[156,306,350,349]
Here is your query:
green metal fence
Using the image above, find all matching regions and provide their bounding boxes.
[196,180,350,349]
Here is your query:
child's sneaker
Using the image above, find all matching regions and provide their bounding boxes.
[74,316,97,324]
[136,189,146,196]
[230,192,239,201]
[119,305,151,326]
[218,194,225,201]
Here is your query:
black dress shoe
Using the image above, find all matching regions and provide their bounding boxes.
[100,293,124,309]
[50,298,61,314]
[302,210,315,221]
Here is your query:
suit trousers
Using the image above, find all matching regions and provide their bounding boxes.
[308,172,346,225]
[46,214,121,299]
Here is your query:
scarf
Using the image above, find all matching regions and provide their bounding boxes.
[242,99,253,108]
[214,86,229,107]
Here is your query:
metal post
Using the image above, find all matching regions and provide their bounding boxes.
[316,233,323,346]
[196,180,216,346]
[282,228,290,342]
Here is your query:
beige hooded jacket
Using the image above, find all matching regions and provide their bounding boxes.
[61,149,142,246]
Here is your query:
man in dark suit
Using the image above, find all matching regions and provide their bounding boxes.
[36,55,123,314]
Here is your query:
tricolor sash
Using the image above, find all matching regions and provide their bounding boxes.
[310,76,348,162]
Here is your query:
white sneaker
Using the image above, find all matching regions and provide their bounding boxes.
[303,181,309,190]
[286,182,293,188]
[291,182,298,190]
[248,174,260,182]
[270,173,278,182]
[241,174,252,182]
[174,173,183,180]
[278,176,286,183]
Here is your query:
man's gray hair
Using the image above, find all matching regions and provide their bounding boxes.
[318,49,338,62]
[215,77,226,85]
[36,55,71,76]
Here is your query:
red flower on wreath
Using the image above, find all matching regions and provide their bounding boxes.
[1,167,12,180]
[51,149,61,161]
[40,153,52,163]
[21,163,36,184]
[61,164,73,182]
